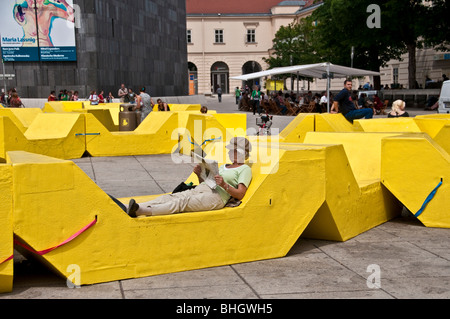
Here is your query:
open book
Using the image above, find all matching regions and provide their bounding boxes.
[193,153,220,189]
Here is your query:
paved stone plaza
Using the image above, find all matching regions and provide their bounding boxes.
[1,95,449,300]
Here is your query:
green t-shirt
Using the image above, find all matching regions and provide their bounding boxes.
[216,164,252,204]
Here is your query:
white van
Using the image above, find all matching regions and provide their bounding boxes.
[438,80,450,114]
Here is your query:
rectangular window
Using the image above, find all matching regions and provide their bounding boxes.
[246,29,256,43]
[187,30,192,44]
[215,29,224,43]
[393,67,399,84]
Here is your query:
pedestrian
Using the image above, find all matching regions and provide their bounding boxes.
[251,85,262,115]
[217,86,222,103]
[235,87,241,105]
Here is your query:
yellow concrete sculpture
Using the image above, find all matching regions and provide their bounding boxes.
[8,144,326,286]
[353,118,422,133]
[0,108,43,133]
[85,112,179,157]
[0,164,13,293]
[355,117,450,153]
[381,134,450,228]
[301,132,403,241]
[0,114,86,161]
[176,113,247,156]
[315,113,356,132]
[278,114,315,143]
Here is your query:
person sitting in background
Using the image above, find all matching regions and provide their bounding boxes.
[48,91,57,101]
[333,80,373,123]
[72,91,79,101]
[128,88,136,104]
[89,90,99,105]
[157,99,171,112]
[200,106,208,114]
[275,91,288,115]
[373,94,385,115]
[106,92,114,103]
[98,91,105,104]
[9,93,24,108]
[388,100,409,118]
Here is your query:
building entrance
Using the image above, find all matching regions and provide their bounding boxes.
[211,62,229,94]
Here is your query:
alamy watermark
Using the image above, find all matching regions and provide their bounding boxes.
[367,4,381,29]
[67,264,81,289]
[170,121,281,175]
[366,264,382,289]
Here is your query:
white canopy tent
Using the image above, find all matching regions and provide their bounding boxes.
[230,62,381,112]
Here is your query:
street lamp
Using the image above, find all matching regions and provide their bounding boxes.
[351,46,355,69]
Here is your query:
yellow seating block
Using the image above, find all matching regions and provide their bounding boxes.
[316,114,356,132]
[155,104,202,112]
[434,124,450,154]
[354,118,421,133]
[279,114,315,143]
[0,114,86,161]
[0,164,13,293]
[85,112,180,157]
[0,108,43,133]
[7,145,326,285]
[382,134,450,228]
[301,132,403,241]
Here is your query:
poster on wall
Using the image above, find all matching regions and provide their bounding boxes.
[0,0,76,62]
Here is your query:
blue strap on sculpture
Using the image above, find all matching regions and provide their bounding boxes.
[415,179,443,218]
[187,135,222,147]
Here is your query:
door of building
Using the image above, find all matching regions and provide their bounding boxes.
[212,72,228,94]
[211,62,229,94]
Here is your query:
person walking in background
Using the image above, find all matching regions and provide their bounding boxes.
[216,86,222,103]
[235,87,241,105]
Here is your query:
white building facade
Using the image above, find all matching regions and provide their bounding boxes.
[187,0,450,95]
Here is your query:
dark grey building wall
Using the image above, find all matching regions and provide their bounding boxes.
[3,0,188,99]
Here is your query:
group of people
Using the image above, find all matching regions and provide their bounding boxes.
[237,85,334,116]
[332,79,409,122]
[1,88,24,108]
[47,89,115,104]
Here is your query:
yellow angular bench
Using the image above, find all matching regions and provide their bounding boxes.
[8,144,326,286]
[84,112,247,157]
[382,134,450,228]
[301,132,403,241]
[0,164,13,293]
[84,112,180,157]
[0,108,43,133]
[0,113,86,161]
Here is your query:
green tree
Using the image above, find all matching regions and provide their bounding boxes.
[310,0,449,89]
[264,18,318,68]
[310,0,407,89]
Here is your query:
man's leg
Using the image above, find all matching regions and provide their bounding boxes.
[345,109,374,122]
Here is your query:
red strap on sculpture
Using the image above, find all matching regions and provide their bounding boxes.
[14,217,98,257]
[0,255,13,265]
